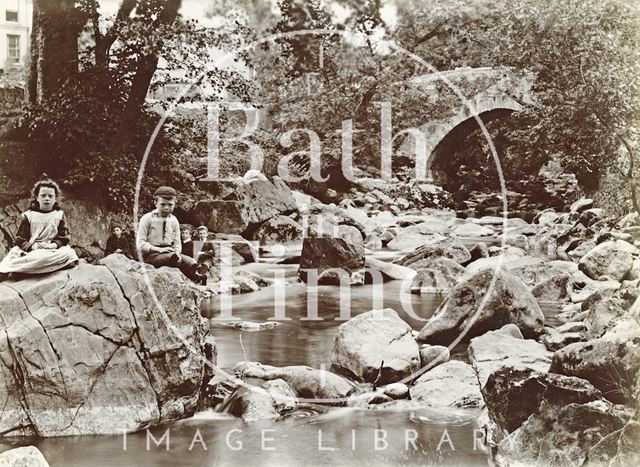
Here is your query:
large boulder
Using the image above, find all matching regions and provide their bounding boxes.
[482,367,601,434]
[298,237,365,285]
[0,446,50,467]
[0,255,212,437]
[409,360,483,408]
[191,200,249,235]
[386,232,446,251]
[226,175,298,225]
[192,176,298,235]
[233,362,356,404]
[496,400,631,467]
[578,240,638,281]
[549,319,640,404]
[570,197,594,213]
[418,269,545,345]
[251,215,303,246]
[330,309,420,384]
[394,238,471,267]
[510,260,573,288]
[364,257,416,282]
[451,222,494,238]
[463,254,540,279]
[468,324,552,387]
[410,257,465,293]
[227,379,297,422]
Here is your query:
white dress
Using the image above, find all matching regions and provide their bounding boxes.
[0,209,79,274]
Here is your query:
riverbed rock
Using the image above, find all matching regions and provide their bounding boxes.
[193,177,298,235]
[330,309,420,384]
[192,200,250,235]
[583,294,631,339]
[226,175,298,225]
[0,255,211,437]
[251,215,303,246]
[540,328,585,351]
[298,236,365,285]
[549,319,640,404]
[466,242,490,264]
[419,344,450,369]
[464,253,539,280]
[468,324,552,387]
[380,382,410,400]
[482,367,601,434]
[0,446,50,467]
[386,232,446,251]
[418,269,545,345]
[409,360,483,408]
[336,224,364,247]
[510,260,571,288]
[451,222,494,238]
[395,238,471,267]
[409,257,465,291]
[531,273,572,302]
[570,197,594,213]
[364,257,416,282]
[578,240,638,281]
[232,362,356,403]
[227,386,280,422]
[496,400,630,467]
[410,257,466,294]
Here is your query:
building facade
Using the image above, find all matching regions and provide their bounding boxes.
[0,0,31,76]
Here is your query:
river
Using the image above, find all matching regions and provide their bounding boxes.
[0,246,560,466]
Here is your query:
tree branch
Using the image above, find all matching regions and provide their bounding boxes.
[95,0,136,68]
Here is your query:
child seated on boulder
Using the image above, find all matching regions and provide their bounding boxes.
[136,186,206,282]
[0,177,79,280]
[105,224,133,259]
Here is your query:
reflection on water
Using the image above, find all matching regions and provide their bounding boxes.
[202,264,445,368]
[23,407,488,467]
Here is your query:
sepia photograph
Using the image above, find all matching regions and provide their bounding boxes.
[0,0,639,465]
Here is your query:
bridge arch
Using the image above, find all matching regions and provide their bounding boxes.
[398,67,534,183]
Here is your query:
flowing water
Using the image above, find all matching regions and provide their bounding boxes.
[1,244,563,466]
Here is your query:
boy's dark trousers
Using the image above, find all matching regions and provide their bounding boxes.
[143,251,198,280]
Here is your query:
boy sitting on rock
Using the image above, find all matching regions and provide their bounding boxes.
[136,186,205,282]
[105,224,133,259]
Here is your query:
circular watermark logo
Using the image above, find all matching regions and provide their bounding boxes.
[133,28,509,405]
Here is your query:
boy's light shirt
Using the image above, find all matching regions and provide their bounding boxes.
[136,209,182,254]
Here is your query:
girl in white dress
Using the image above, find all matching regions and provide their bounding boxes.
[0,178,78,279]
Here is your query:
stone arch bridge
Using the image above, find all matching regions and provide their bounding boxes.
[398,66,535,184]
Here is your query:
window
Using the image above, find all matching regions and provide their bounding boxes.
[5,10,18,22]
[7,35,20,63]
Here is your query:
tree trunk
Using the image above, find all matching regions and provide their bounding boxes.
[111,0,182,153]
[27,0,79,106]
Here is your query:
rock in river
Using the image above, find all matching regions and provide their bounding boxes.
[233,362,356,404]
[578,240,638,282]
[0,446,50,466]
[468,324,552,387]
[298,236,365,285]
[482,367,601,434]
[418,269,545,345]
[409,360,483,409]
[330,309,420,384]
[0,255,212,437]
[394,238,471,267]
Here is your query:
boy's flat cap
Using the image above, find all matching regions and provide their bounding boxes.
[197,225,208,231]
[155,186,177,197]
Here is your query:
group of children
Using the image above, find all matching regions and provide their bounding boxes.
[0,179,215,285]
